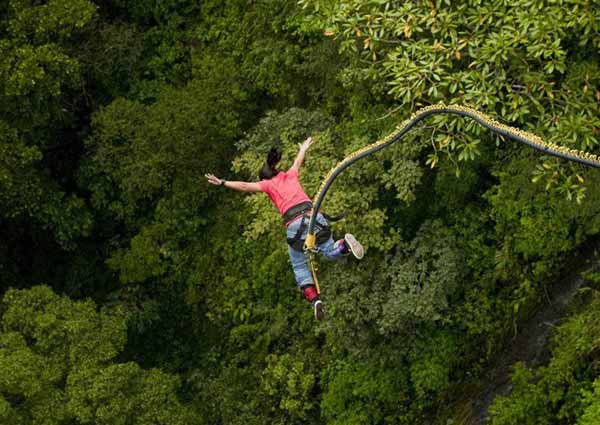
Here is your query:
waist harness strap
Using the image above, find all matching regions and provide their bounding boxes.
[282,201,313,223]
[283,201,347,224]
[287,214,332,252]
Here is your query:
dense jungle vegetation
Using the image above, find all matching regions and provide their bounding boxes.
[2,0,600,423]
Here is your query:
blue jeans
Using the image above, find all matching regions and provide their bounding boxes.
[286,212,346,288]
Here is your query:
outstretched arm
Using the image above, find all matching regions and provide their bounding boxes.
[205,174,262,192]
[289,137,313,173]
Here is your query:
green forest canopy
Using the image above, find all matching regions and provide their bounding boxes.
[2,0,600,423]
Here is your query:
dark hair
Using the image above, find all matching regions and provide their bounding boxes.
[259,148,281,180]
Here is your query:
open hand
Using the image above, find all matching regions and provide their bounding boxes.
[205,173,223,186]
[298,136,313,152]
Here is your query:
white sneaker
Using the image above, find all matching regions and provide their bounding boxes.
[344,233,364,259]
[313,300,325,320]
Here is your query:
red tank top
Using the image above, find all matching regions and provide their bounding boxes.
[258,169,311,216]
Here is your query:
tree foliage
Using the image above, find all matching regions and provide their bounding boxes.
[2,0,600,423]
[0,286,198,424]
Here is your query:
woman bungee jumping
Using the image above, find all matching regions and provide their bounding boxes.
[205,137,364,320]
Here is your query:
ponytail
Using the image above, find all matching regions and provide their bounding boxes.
[259,148,281,180]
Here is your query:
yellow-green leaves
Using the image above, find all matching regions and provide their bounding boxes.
[259,354,316,423]
[378,220,463,332]
[8,0,96,43]
[531,158,587,204]
[67,363,198,425]
[0,286,199,424]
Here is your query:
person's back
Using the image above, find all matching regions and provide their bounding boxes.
[258,169,311,217]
